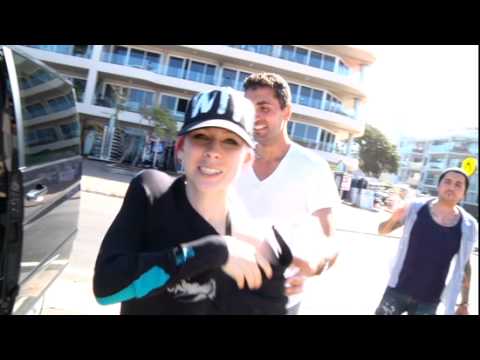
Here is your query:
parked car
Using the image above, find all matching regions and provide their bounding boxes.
[0,45,81,315]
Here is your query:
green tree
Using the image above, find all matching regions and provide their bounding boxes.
[142,106,177,141]
[354,124,400,177]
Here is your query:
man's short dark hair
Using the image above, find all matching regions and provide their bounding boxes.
[438,167,470,194]
[243,72,291,110]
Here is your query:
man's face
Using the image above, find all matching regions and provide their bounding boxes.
[437,171,467,204]
[245,87,291,145]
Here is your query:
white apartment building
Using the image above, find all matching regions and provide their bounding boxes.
[17,45,375,169]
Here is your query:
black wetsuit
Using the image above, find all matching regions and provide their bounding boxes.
[93,170,292,314]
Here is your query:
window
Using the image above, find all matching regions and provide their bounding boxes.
[237,71,251,90]
[128,49,145,68]
[299,86,311,107]
[323,55,335,71]
[167,57,185,78]
[205,64,216,85]
[126,88,154,112]
[295,47,308,64]
[289,83,299,103]
[306,126,318,142]
[71,78,86,102]
[60,122,80,139]
[293,123,306,139]
[11,50,80,166]
[188,61,204,82]
[72,45,91,58]
[339,60,350,76]
[160,95,176,112]
[309,51,323,69]
[258,45,273,56]
[177,98,188,113]
[25,103,48,119]
[112,46,128,65]
[146,52,161,72]
[221,68,236,87]
[280,45,295,62]
[160,95,188,123]
[287,121,293,135]
[311,90,323,109]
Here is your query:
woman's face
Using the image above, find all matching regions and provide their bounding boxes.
[179,127,252,194]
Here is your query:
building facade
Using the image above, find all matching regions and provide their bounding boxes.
[17,45,374,169]
[397,129,479,216]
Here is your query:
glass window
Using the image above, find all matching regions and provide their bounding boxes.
[289,83,299,103]
[306,125,318,141]
[293,123,306,139]
[112,46,127,65]
[167,57,185,78]
[188,61,205,82]
[311,90,323,109]
[323,55,335,72]
[280,45,295,61]
[221,68,236,88]
[287,121,293,135]
[309,51,323,69]
[177,98,188,113]
[25,103,48,118]
[128,49,145,68]
[299,86,311,107]
[56,45,73,55]
[205,64,216,85]
[72,78,86,102]
[258,45,273,56]
[295,47,308,64]
[161,95,176,112]
[325,94,333,111]
[146,52,161,72]
[11,50,80,166]
[237,71,251,91]
[73,45,91,58]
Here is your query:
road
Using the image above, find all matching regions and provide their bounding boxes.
[43,191,478,315]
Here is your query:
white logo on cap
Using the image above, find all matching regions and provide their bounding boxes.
[191,89,230,118]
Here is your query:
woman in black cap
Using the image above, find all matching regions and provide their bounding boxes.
[93,87,292,314]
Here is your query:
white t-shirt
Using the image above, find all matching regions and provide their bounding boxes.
[234,142,340,307]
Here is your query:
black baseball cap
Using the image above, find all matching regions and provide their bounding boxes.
[438,167,470,192]
[178,87,255,148]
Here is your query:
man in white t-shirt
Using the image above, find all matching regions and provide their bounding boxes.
[235,73,340,314]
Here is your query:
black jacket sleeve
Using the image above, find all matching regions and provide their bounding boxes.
[93,172,229,305]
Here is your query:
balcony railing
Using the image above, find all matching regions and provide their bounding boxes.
[26,45,92,58]
[98,50,357,120]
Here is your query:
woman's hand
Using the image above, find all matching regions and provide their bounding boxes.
[221,235,273,290]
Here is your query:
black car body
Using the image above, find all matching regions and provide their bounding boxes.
[0,46,81,314]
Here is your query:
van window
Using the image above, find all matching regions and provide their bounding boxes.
[10,51,80,167]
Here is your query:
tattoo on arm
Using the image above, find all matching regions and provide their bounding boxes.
[461,261,471,304]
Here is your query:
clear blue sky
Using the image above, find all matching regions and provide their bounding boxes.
[358,45,478,144]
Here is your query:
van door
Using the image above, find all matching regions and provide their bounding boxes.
[1,46,81,314]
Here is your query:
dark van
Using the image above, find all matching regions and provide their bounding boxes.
[0,45,81,314]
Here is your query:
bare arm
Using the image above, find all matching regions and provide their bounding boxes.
[313,207,335,238]
[456,261,471,315]
[378,204,408,235]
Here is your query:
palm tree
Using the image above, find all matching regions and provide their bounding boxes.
[142,106,177,142]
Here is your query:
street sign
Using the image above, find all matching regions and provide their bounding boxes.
[461,157,477,177]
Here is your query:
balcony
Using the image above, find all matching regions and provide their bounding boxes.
[25,45,92,58]
[179,45,367,98]
[100,51,219,86]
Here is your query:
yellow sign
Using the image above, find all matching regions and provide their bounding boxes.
[461,157,477,177]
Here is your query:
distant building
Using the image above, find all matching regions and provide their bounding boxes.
[16,45,374,169]
[397,128,478,216]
